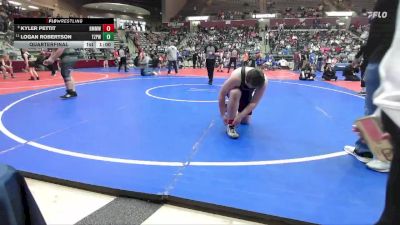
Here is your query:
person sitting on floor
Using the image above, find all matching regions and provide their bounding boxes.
[278,58,289,69]
[299,61,316,81]
[1,54,15,79]
[343,61,361,81]
[138,53,156,76]
[322,64,337,81]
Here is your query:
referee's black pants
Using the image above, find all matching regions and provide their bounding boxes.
[206,59,216,84]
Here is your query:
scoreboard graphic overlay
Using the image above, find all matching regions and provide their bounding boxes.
[14,18,115,49]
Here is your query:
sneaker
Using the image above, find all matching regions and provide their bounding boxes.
[60,91,78,99]
[366,159,390,173]
[344,145,373,163]
[226,125,239,139]
[208,80,212,85]
[358,91,366,96]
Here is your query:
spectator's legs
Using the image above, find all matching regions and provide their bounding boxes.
[360,65,366,93]
[227,58,233,72]
[5,66,14,78]
[29,68,39,79]
[364,63,380,115]
[352,63,381,154]
[1,67,7,79]
[173,60,178,73]
[118,58,122,72]
[167,61,172,74]
[122,57,127,72]
[317,60,322,71]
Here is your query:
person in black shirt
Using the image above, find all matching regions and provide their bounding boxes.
[192,52,198,69]
[322,64,337,81]
[343,62,361,81]
[317,52,323,71]
[299,61,315,81]
[355,44,368,94]
[150,53,159,74]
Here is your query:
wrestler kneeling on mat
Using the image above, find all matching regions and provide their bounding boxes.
[218,67,268,139]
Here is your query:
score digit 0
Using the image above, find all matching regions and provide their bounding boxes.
[102,32,114,41]
[102,24,115,32]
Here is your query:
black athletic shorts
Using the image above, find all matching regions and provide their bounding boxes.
[238,89,253,115]
[228,88,253,115]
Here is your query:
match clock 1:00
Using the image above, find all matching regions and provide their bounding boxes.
[102,32,114,41]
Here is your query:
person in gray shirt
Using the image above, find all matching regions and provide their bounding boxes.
[227,46,239,73]
[166,43,178,74]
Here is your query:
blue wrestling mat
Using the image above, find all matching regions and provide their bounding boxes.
[0,71,387,224]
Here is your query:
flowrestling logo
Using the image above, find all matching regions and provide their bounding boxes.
[367,11,388,19]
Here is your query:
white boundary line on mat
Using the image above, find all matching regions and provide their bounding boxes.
[0,77,360,166]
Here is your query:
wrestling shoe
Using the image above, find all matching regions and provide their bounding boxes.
[226,125,239,139]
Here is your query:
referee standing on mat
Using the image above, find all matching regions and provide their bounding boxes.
[205,40,218,85]
[118,45,128,72]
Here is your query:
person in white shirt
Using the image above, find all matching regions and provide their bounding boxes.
[166,43,178,74]
[138,53,156,76]
[371,2,400,223]
[117,46,128,72]
[278,58,288,68]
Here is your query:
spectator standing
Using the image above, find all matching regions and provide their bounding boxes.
[166,42,179,74]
